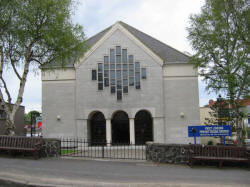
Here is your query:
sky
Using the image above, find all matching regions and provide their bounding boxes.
[4,0,220,113]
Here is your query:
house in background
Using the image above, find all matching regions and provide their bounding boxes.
[41,21,200,144]
[200,106,221,145]
[0,104,25,136]
[200,98,250,145]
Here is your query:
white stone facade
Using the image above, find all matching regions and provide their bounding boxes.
[42,22,200,144]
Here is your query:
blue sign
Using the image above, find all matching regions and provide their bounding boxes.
[188,125,231,137]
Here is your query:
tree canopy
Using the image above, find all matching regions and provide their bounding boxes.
[0,0,87,134]
[187,0,249,144]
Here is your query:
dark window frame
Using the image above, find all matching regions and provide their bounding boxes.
[111,86,116,93]
[92,69,97,80]
[141,68,146,79]
[98,82,103,90]
[122,49,127,63]
[117,90,122,100]
[116,46,121,55]
[104,78,109,87]
[123,86,128,93]
[110,49,115,63]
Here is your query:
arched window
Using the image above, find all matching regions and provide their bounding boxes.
[89,112,106,144]
[135,110,153,144]
[111,111,129,144]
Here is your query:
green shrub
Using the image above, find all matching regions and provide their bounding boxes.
[207,140,213,145]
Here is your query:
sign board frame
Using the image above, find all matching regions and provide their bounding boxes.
[188,125,232,145]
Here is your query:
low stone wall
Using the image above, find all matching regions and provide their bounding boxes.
[146,142,189,164]
[41,138,61,157]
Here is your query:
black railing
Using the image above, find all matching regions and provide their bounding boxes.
[60,138,146,160]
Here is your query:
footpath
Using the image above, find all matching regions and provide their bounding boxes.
[0,157,249,187]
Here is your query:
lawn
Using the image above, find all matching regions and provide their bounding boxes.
[61,149,80,155]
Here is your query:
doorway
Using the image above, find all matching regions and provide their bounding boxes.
[111,111,129,144]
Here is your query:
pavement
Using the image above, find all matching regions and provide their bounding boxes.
[0,157,249,187]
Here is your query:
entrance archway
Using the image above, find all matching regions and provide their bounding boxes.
[90,112,106,144]
[111,111,129,144]
[135,110,153,144]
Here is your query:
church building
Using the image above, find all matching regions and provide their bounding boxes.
[42,21,200,144]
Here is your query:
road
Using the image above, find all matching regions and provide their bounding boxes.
[0,157,249,187]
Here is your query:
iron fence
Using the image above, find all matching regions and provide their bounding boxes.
[61,138,146,160]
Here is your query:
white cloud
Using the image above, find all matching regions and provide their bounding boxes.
[126,0,204,53]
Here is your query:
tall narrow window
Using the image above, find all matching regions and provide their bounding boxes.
[135,82,140,89]
[123,79,128,93]
[117,90,122,100]
[141,68,146,79]
[104,78,109,86]
[116,64,121,70]
[110,79,115,85]
[135,72,140,82]
[123,79,128,86]
[110,70,115,79]
[129,55,134,63]
[110,49,115,63]
[116,46,121,55]
[104,70,109,78]
[123,86,128,93]
[117,80,122,89]
[116,70,121,80]
[135,63,140,89]
[110,64,115,70]
[122,49,127,63]
[123,70,128,79]
[135,62,140,71]
[104,56,109,64]
[129,63,134,86]
[98,63,103,72]
[98,63,103,90]
[98,73,103,81]
[116,55,121,63]
[104,56,109,87]
[129,77,134,86]
[123,64,128,70]
[111,86,116,93]
[92,70,97,80]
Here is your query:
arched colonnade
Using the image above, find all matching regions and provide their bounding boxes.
[87,110,153,145]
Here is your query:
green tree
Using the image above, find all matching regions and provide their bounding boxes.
[0,0,87,135]
[187,0,249,145]
[24,110,40,125]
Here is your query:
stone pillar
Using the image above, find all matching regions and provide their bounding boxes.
[129,118,135,144]
[106,119,112,144]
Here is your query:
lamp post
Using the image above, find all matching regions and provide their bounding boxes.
[191,128,197,144]
[30,112,41,137]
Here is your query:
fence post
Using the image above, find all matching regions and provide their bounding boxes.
[102,143,104,158]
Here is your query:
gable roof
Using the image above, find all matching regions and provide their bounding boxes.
[86,26,112,48]
[86,21,189,64]
[42,21,189,69]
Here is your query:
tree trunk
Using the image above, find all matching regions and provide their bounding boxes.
[0,44,32,136]
[5,115,15,136]
[236,117,243,146]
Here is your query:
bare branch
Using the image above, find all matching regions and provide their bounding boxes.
[30,58,42,65]
[10,59,21,80]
